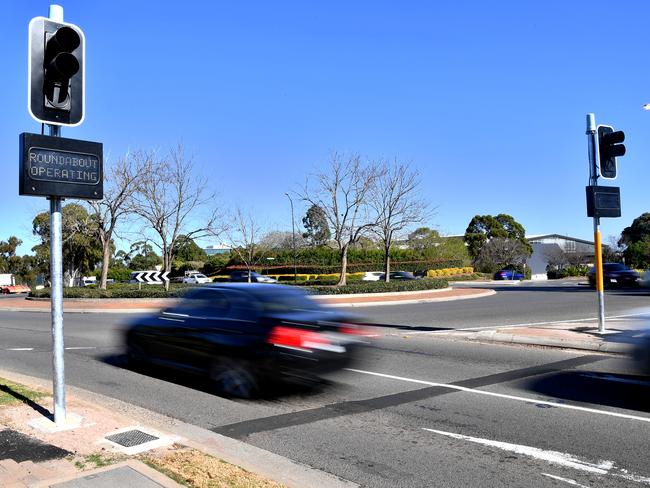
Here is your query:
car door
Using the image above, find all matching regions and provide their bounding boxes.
[157,288,234,371]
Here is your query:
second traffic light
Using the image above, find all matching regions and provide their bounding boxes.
[597,125,625,179]
[28,17,84,126]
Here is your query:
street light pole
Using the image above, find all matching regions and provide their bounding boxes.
[285,193,297,283]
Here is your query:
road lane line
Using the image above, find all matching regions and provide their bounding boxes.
[541,474,591,487]
[346,368,650,423]
[65,347,96,350]
[424,428,612,474]
[425,428,650,485]
[6,347,34,351]
[417,311,650,333]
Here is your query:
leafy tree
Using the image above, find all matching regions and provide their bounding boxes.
[619,213,650,268]
[32,204,102,286]
[173,235,208,262]
[127,241,163,270]
[302,204,331,247]
[620,213,650,245]
[0,236,23,273]
[464,214,531,261]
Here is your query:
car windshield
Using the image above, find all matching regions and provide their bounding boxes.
[603,263,627,271]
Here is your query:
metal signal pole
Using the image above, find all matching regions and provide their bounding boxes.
[48,4,66,425]
[586,113,606,333]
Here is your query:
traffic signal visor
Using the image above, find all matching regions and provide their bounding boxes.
[28,17,85,126]
[597,125,625,180]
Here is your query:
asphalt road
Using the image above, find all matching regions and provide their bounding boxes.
[0,284,648,487]
[349,281,650,330]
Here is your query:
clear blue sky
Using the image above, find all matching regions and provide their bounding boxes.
[2,1,649,254]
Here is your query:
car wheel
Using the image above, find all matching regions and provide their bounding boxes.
[210,357,258,399]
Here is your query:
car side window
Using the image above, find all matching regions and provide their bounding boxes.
[165,289,230,318]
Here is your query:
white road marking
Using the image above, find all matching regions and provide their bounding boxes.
[541,473,591,487]
[6,347,34,351]
[425,429,650,485]
[413,311,650,333]
[345,368,650,423]
[424,428,611,474]
[65,347,96,350]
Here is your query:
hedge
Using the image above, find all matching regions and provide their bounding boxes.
[29,283,194,299]
[307,278,448,295]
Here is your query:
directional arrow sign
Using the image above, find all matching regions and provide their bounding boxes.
[133,271,169,284]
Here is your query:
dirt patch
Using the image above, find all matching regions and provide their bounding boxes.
[142,445,287,488]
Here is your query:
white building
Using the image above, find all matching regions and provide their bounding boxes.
[527,234,595,280]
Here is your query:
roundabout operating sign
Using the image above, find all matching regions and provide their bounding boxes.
[19,132,103,199]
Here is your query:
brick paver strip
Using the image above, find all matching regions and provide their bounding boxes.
[0,287,487,311]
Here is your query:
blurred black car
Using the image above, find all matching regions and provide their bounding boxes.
[123,284,368,398]
[587,263,639,288]
[378,271,417,281]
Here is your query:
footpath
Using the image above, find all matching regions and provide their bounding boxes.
[0,284,646,487]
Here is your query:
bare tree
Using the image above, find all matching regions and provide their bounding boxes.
[299,153,381,286]
[474,237,529,274]
[370,160,429,282]
[89,155,142,289]
[259,230,307,250]
[228,208,266,282]
[130,144,225,286]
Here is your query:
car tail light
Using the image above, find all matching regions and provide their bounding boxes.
[267,326,330,350]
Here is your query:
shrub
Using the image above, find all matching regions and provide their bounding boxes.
[308,278,448,295]
[29,283,193,299]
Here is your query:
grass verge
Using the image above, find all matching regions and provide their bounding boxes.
[141,446,286,488]
[0,378,47,406]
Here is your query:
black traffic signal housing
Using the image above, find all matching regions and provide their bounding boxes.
[28,17,84,126]
[597,125,625,179]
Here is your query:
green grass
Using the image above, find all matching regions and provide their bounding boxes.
[0,378,47,406]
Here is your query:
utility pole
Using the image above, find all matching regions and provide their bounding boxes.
[285,193,297,282]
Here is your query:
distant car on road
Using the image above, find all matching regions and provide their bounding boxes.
[588,263,639,288]
[229,271,277,283]
[182,273,211,284]
[494,269,524,280]
[362,272,384,281]
[378,271,417,281]
[123,284,369,398]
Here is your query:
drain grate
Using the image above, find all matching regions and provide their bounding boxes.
[105,429,159,448]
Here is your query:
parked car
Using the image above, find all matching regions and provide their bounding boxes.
[123,284,369,398]
[182,273,211,284]
[494,269,524,280]
[378,271,417,281]
[587,263,639,288]
[229,271,277,283]
[362,272,384,281]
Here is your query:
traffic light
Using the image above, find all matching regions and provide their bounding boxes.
[28,17,84,126]
[597,125,625,179]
